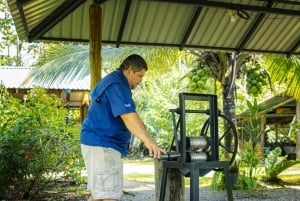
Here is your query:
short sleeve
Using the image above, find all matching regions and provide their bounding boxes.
[106,84,136,117]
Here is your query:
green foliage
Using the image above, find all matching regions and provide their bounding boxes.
[289,116,300,144]
[263,55,300,101]
[0,0,18,65]
[0,0,17,45]
[210,171,226,190]
[0,0,41,66]
[30,45,183,87]
[239,143,260,179]
[0,86,84,199]
[264,147,300,181]
[236,173,257,190]
[235,98,265,189]
[130,69,186,155]
[243,99,263,146]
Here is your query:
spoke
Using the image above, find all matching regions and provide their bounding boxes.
[200,114,238,166]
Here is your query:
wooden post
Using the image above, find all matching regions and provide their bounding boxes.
[155,159,185,201]
[89,3,102,90]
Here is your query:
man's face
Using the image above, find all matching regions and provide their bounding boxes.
[126,67,146,89]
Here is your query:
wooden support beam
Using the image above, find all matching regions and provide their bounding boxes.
[89,3,102,90]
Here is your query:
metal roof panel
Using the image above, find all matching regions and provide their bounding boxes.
[122,1,195,45]
[0,66,90,90]
[7,0,300,56]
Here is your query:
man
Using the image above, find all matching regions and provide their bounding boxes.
[80,54,165,201]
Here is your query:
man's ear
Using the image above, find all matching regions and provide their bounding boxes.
[123,67,131,77]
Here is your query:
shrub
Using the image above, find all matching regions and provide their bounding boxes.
[264,147,300,182]
[0,86,83,199]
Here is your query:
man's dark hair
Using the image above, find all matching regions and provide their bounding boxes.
[119,54,148,72]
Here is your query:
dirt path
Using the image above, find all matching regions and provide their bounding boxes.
[122,180,300,201]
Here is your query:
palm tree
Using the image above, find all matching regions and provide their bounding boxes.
[191,51,249,140]
[186,51,251,187]
[24,43,182,87]
[201,52,249,124]
[263,55,300,101]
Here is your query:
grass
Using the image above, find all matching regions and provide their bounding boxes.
[124,173,155,183]
[123,157,155,165]
[123,157,213,187]
[123,158,300,188]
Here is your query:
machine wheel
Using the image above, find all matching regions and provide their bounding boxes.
[200,113,238,167]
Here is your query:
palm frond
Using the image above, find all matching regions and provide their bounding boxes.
[23,44,90,86]
[264,55,300,101]
[24,45,182,87]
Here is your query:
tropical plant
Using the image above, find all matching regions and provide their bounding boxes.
[264,147,300,182]
[237,98,265,189]
[0,0,40,66]
[185,51,251,128]
[24,44,183,87]
[263,55,300,101]
[130,65,189,155]
[186,52,250,160]
[0,0,17,65]
[186,52,278,190]
[0,85,83,200]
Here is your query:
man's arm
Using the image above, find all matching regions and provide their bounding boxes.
[120,112,165,158]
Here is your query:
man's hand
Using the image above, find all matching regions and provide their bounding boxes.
[120,112,165,158]
[144,140,165,159]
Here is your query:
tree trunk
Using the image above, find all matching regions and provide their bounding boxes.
[222,78,237,155]
[222,78,238,185]
[155,159,185,201]
[296,101,300,159]
[89,3,102,90]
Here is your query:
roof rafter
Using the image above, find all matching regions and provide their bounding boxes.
[287,39,300,58]
[150,0,300,16]
[37,37,296,56]
[237,1,275,53]
[16,0,29,36]
[179,6,203,51]
[116,0,132,48]
[16,0,32,5]
[28,0,86,42]
[7,0,299,56]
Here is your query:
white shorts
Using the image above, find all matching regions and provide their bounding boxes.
[81,144,123,200]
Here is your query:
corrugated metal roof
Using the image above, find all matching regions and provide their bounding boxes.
[0,66,90,90]
[0,66,34,88]
[6,0,300,57]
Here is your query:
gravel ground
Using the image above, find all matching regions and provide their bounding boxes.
[122,163,300,201]
[122,181,300,201]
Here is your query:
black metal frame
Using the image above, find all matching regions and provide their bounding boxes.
[159,93,233,201]
[178,93,219,163]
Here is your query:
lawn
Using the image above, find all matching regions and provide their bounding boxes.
[123,158,213,187]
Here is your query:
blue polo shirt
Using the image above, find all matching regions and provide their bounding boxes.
[80,69,136,156]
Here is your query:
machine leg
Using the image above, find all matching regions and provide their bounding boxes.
[159,167,168,201]
[223,166,234,201]
[190,168,199,201]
